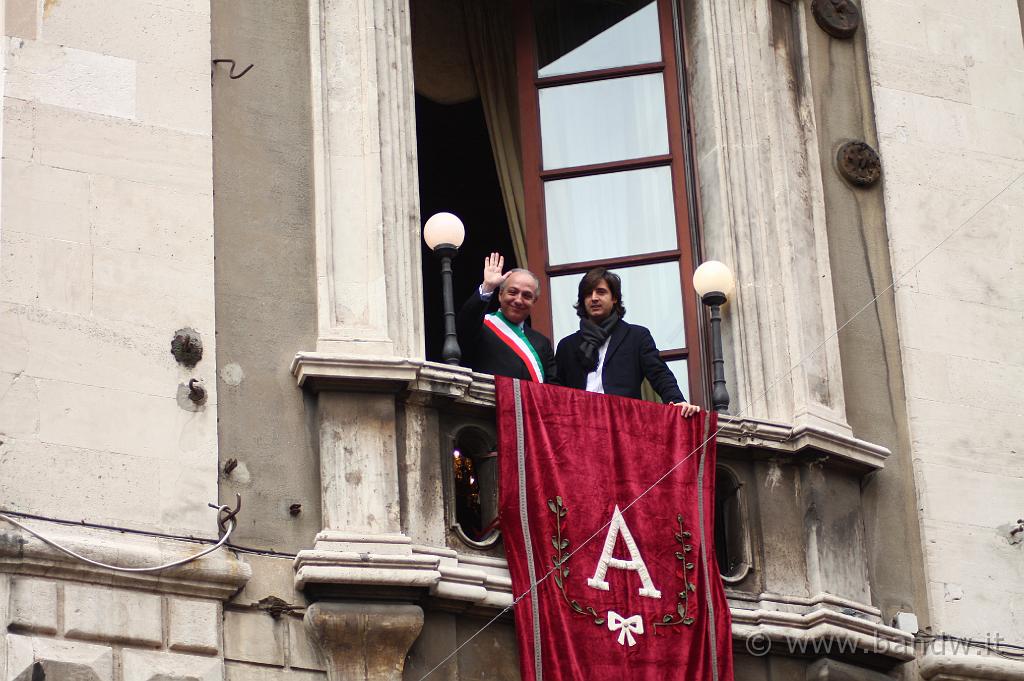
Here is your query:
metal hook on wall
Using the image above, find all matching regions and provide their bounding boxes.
[211,59,254,80]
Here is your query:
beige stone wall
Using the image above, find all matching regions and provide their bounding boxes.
[862,0,1024,642]
[4,576,224,680]
[0,0,218,535]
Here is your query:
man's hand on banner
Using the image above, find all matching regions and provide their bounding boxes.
[670,401,701,418]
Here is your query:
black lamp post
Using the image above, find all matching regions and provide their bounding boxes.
[693,261,736,413]
[423,212,466,366]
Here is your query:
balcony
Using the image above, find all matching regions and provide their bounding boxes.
[291,353,913,665]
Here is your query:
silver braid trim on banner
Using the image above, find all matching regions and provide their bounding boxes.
[697,410,720,681]
[514,378,544,681]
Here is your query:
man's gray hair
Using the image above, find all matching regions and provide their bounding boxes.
[499,268,542,297]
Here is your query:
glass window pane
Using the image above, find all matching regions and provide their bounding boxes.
[545,166,678,266]
[535,1,661,78]
[550,262,686,350]
[666,359,690,402]
[539,74,669,169]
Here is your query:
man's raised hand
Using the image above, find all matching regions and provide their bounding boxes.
[482,252,508,293]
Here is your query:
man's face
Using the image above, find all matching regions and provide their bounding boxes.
[499,272,538,325]
[585,279,617,323]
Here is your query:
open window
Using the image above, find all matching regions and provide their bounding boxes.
[446,425,501,548]
[715,465,752,582]
[412,0,705,404]
[514,0,706,404]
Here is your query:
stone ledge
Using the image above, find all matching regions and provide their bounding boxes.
[293,352,889,470]
[729,591,915,662]
[718,416,891,471]
[0,519,251,600]
[294,535,915,664]
[920,653,1024,680]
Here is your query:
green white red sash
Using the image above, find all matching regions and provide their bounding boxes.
[483,311,545,383]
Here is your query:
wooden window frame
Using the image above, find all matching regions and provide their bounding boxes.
[514,0,708,406]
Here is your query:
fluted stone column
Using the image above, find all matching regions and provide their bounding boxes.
[293,0,441,605]
[308,0,424,359]
[306,603,424,681]
[687,0,853,437]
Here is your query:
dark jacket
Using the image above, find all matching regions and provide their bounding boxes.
[555,320,685,403]
[456,291,558,383]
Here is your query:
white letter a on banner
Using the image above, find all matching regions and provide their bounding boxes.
[586,505,662,599]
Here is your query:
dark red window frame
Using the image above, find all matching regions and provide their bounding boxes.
[513,0,707,406]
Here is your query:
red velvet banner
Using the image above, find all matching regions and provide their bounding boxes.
[496,377,733,681]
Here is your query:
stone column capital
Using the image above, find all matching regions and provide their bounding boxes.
[305,602,424,681]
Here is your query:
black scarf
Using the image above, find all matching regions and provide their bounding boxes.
[577,311,621,373]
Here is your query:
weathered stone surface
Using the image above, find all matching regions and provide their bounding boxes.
[287,616,325,671]
[5,0,38,40]
[225,661,325,681]
[169,598,220,654]
[5,634,113,681]
[40,0,209,73]
[64,584,162,646]
[122,650,222,681]
[305,602,423,681]
[233,554,305,607]
[9,578,57,633]
[224,610,285,666]
[6,39,136,118]
[863,0,1024,645]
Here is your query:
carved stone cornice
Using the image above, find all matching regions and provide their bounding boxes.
[292,354,889,470]
[0,520,250,600]
[729,591,915,662]
[292,533,513,611]
[920,654,1024,680]
[295,534,915,663]
[717,415,890,471]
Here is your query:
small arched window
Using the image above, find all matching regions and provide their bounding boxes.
[448,425,500,548]
[714,465,751,583]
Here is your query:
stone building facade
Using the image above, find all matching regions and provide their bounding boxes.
[0,1,1021,681]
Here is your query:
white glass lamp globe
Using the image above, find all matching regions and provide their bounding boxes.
[693,260,735,300]
[423,212,465,250]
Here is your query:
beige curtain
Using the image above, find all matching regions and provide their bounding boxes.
[462,0,529,269]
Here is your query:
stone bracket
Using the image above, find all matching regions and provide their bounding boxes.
[292,534,513,611]
[305,602,424,681]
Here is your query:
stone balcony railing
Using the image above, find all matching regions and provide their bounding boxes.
[290,353,913,664]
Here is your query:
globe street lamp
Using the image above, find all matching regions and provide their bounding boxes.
[693,261,736,413]
[423,212,466,366]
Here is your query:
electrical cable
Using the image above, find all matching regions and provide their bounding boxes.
[0,502,237,573]
[0,508,299,560]
[413,168,1024,681]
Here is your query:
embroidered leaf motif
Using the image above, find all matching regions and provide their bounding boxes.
[653,514,698,631]
[549,497,604,627]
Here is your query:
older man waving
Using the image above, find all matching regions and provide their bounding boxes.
[456,252,557,383]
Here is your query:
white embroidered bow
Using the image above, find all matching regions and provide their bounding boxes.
[607,611,644,647]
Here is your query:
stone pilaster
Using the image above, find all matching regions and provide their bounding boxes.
[308,0,423,359]
[305,602,424,681]
[0,572,9,681]
[686,0,852,437]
